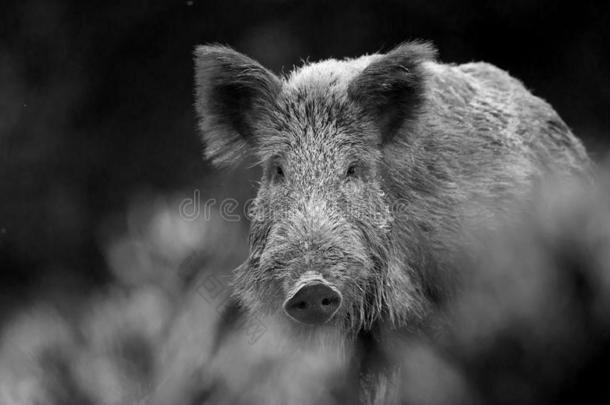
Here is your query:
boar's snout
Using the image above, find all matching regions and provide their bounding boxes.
[283,281,342,325]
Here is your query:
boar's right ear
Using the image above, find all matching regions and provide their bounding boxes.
[347,41,436,143]
[194,45,282,166]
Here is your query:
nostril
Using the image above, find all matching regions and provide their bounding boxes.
[294,301,307,310]
[321,296,340,307]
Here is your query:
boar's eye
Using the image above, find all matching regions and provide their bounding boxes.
[345,164,360,180]
[270,162,285,183]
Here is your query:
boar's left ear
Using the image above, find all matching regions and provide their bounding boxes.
[347,41,436,143]
[194,45,282,166]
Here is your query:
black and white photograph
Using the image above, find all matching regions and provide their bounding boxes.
[1,1,609,404]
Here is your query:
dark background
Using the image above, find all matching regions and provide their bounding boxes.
[1,0,609,317]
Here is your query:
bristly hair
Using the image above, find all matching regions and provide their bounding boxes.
[347,41,437,143]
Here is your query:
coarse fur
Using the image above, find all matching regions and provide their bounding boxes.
[193,41,592,401]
